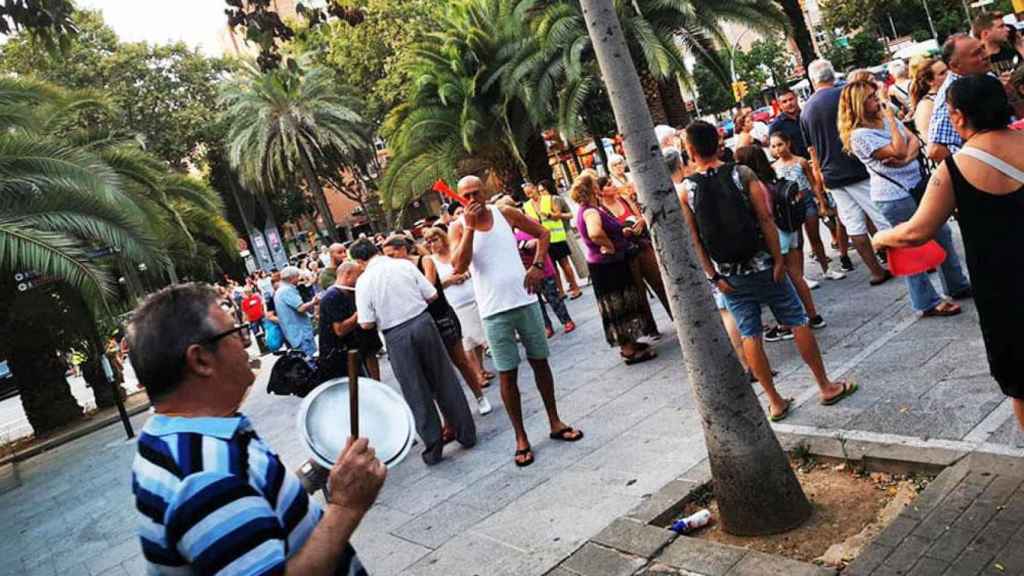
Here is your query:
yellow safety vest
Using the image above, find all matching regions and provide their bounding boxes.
[524,195,567,243]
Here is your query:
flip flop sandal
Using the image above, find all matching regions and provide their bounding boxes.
[922,303,961,318]
[769,398,795,422]
[549,427,584,442]
[569,291,583,300]
[869,271,894,286]
[514,447,534,467]
[820,381,859,406]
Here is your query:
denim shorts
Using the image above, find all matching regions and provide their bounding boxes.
[721,269,808,338]
[482,302,550,372]
[778,229,803,255]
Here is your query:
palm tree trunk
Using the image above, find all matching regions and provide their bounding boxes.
[639,69,669,126]
[581,0,813,536]
[297,151,340,243]
[658,77,692,128]
[775,0,818,76]
[525,131,556,184]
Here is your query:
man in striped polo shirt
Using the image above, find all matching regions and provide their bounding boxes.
[128,283,385,575]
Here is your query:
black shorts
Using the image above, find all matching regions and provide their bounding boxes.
[549,241,572,262]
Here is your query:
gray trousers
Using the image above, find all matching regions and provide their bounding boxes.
[384,312,476,455]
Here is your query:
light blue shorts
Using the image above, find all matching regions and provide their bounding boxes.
[482,302,550,372]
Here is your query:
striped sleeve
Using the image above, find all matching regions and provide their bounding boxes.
[166,471,287,576]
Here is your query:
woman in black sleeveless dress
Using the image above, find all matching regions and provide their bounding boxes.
[873,75,1024,429]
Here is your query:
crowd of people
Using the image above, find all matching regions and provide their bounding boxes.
[123,14,1024,575]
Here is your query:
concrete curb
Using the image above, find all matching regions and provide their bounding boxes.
[0,401,150,468]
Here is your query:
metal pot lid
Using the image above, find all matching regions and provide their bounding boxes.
[296,377,416,469]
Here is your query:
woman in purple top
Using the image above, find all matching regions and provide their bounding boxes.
[571,171,657,364]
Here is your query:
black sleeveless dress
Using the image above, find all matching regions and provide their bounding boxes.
[416,255,463,346]
[946,156,1024,398]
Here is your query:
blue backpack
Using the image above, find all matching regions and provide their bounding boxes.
[263,319,284,353]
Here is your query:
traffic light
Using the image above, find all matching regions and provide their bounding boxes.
[731,80,748,102]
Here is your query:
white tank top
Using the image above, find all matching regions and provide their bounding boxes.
[467,206,535,318]
[432,256,476,309]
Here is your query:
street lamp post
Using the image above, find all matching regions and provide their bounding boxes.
[923,0,938,39]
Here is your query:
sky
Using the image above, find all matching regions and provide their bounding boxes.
[75,0,229,55]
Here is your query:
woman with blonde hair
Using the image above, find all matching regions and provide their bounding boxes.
[571,170,656,364]
[838,80,970,317]
[909,57,949,142]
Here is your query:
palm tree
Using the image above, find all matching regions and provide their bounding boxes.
[0,77,239,434]
[514,0,786,140]
[219,61,373,242]
[380,0,549,209]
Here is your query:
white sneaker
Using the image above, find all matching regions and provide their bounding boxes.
[804,277,821,290]
[477,396,493,415]
[823,269,847,280]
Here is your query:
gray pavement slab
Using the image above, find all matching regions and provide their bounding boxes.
[4,227,1024,575]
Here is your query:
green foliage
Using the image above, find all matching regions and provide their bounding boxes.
[820,0,990,44]
[693,62,736,115]
[0,10,230,169]
[0,0,77,52]
[820,31,886,72]
[0,78,238,302]
[297,0,446,126]
[380,0,540,209]
[218,59,373,238]
[517,0,785,139]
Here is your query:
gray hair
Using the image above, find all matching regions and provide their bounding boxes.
[887,59,908,78]
[280,265,301,281]
[663,148,683,175]
[608,153,626,167]
[942,33,968,65]
[337,261,360,285]
[807,59,836,85]
[126,283,220,401]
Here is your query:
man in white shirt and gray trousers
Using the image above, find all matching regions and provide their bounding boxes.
[352,237,476,465]
[450,175,583,468]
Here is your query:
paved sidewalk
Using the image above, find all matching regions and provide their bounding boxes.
[2,228,1024,576]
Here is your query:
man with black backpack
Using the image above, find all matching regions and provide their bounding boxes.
[678,121,858,422]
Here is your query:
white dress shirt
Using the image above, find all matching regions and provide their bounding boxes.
[355,256,436,330]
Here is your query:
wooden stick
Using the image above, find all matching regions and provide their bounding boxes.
[347,350,360,438]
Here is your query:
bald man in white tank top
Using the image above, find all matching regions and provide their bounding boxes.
[449,176,583,468]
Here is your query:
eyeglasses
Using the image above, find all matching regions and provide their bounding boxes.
[200,324,252,348]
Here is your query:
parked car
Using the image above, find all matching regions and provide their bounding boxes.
[0,360,16,401]
[717,119,735,139]
[752,106,775,124]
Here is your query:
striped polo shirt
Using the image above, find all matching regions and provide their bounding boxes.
[131,414,366,575]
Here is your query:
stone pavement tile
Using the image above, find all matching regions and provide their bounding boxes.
[725,550,835,575]
[678,459,712,484]
[545,568,577,576]
[655,537,746,576]
[925,527,977,562]
[913,506,964,541]
[590,518,675,559]
[356,503,416,535]
[985,416,1024,448]
[392,500,494,550]
[626,479,701,525]
[875,515,920,548]
[405,533,547,576]
[94,566,129,576]
[20,556,56,576]
[842,541,894,576]
[559,542,648,576]
[884,535,932,573]
[446,466,549,514]
[376,472,467,516]
[86,536,139,575]
[977,475,1024,505]
[966,518,1017,557]
[351,531,433,576]
[984,546,1024,575]
[943,547,995,575]
[955,498,1001,534]
[904,463,971,520]
[119,554,146,576]
[907,556,950,575]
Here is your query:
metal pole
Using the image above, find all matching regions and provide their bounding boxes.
[889,14,898,38]
[101,353,134,438]
[923,0,938,39]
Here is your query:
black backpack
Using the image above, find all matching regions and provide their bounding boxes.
[267,350,319,397]
[690,163,762,264]
[768,178,805,233]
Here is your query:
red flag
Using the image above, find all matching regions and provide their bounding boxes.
[433,179,469,205]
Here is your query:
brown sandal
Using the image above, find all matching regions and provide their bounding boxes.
[922,302,961,318]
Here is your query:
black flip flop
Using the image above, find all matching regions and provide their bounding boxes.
[622,348,657,365]
[514,446,534,467]
[549,427,584,442]
[869,271,894,286]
